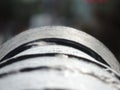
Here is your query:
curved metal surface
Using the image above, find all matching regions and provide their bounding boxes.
[0,26,119,72]
[0,55,120,90]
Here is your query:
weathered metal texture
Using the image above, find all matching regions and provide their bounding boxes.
[0,55,120,90]
[0,26,120,90]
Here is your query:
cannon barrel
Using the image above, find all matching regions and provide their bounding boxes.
[0,26,120,90]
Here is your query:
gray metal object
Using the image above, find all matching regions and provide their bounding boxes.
[0,26,120,90]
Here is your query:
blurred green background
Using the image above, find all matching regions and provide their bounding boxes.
[0,0,120,61]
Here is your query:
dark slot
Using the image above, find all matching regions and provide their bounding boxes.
[0,38,110,67]
[0,53,107,69]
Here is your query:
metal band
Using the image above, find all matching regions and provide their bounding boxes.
[0,26,119,72]
[1,38,110,67]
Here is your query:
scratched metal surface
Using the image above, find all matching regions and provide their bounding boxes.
[0,26,119,72]
[0,54,120,90]
[0,26,120,90]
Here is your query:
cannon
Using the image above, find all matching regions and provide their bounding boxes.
[0,26,120,90]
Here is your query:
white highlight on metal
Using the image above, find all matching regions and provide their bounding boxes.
[0,26,119,72]
[0,56,119,90]
[0,26,120,90]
